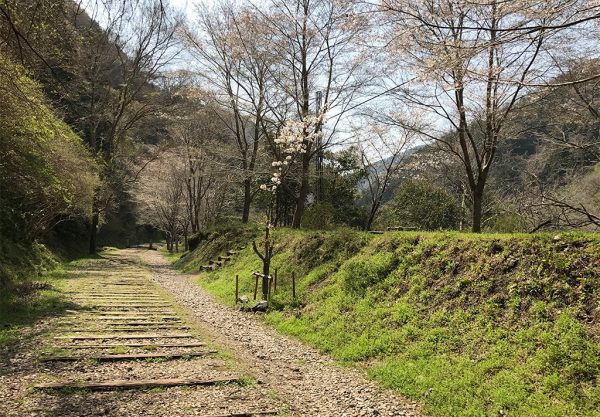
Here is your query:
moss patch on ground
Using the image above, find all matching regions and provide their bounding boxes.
[176,228,600,417]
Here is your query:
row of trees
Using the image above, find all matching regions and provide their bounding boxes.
[145,0,598,237]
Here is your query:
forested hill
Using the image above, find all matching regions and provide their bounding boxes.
[394,68,600,233]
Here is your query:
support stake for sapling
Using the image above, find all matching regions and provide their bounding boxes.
[235,274,239,304]
[253,274,259,301]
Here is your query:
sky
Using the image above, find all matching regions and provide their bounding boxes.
[170,0,193,11]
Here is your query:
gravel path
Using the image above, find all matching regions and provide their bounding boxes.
[141,249,424,417]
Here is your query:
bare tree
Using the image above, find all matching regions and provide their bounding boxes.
[135,151,187,251]
[185,2,275,223]
[358,123,415,230]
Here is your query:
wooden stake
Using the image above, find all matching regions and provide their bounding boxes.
[292,272,296,299]
[268,276,273,302]
[235,274,239,304]
[253,274,259,301]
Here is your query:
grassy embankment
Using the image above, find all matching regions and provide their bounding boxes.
[173,225,600,417]
[0,242,85,349]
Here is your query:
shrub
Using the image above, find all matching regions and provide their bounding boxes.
[301,202,338,230]
[389,180,462,230]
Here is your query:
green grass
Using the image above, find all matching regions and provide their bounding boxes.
[0,267,73,348]
[108,345,130,355]
[159,247,183,264]
[180,227,600,417]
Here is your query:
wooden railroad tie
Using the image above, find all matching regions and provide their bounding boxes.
[62,326,191,332]
[64,321,184,326]
[40,351,217,362]
[197,412,280,417]
[55,342,207,349]
[71,295,162,299]
[34,376,242,391]
[77,316,181,320]
[54,333,194,340]
[65,292,158,296]
[83,303,172,306]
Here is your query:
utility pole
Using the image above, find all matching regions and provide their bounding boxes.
[315,91,324,202]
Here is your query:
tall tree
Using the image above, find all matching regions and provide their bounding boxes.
[380,0,600,232]
[256,0,372,227]
[186,2,274,223]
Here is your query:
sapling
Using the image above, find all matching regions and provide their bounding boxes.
[252,113,326,302]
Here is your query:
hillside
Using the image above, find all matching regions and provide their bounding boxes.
[175,227,600,417]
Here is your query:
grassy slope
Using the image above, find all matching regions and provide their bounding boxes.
[0,246,88,348]
[176,228,600,417]
[0,272,68,348]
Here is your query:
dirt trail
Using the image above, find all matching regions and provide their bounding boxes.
[141,249,423,417]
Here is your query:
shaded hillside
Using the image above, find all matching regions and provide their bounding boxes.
[0,53,97,288]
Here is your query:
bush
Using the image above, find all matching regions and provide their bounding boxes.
[301,202,338,230]
[389,180,462,230]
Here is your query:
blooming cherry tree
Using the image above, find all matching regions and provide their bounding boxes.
[253,112,325,303]
[261,113,326,193]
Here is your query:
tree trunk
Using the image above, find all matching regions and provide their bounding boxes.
[472,187,484,233]
[242,178,252,223]
[365,202,379,231]
[262,256,270,300]
[89,211,99,255]
[292,154,311,228]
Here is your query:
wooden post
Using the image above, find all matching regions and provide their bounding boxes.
[274,268,278,294]
[235,275,239,304]
[268,276,273,302]
[292,271,296,300]
[253,274,259,301]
